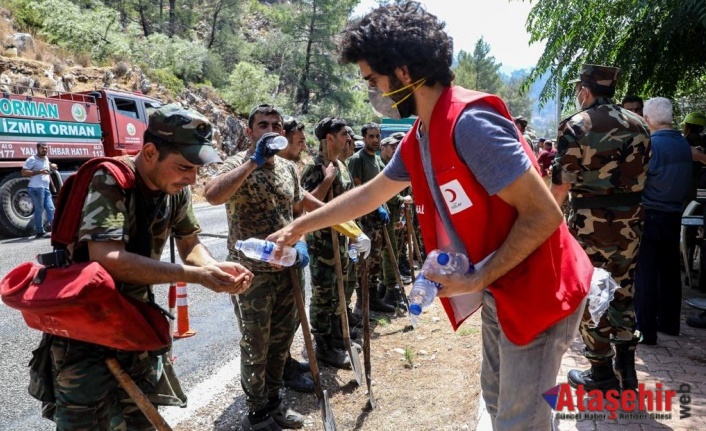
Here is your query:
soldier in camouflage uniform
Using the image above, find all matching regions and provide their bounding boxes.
[347,122,396,313]
[379,132,413,306]
[550,65,650,392]
[28,104,253,431]
[204,104,313,431]
[299,117,356,369]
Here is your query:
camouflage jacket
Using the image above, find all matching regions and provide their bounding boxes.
[217,152,304,272]
[553,97,650,199]
[300,153,353,246]
[75,158,201,300]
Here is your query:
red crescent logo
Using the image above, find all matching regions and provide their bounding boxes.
[444,188,457,203]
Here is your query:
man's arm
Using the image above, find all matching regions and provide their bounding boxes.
[309,162,337,201]
[204,156,257,205]
[267,173,409,249]
[550,182,571,207]
[88,239,251,294]
[429,168,564,297]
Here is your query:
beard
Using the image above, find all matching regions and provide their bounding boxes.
[388,74,417,118]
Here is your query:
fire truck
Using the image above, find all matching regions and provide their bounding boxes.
[0,87,161,237]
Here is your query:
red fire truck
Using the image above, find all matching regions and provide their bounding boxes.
[0,87,161,237]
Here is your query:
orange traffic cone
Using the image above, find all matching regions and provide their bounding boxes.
[173,282,196,339]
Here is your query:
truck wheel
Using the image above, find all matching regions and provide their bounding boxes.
[0,173,36,238]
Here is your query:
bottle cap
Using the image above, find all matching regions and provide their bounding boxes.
[409,304,422,315]
[437,252,450,265]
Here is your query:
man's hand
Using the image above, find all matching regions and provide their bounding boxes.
[250,132,286,167]
[351,233,371,259]
[266,224,305,264]
[425,270,484,298]
[323,162,337,181]
[190,264,253,294]
[293,240,309,268]
[377,205,390,224]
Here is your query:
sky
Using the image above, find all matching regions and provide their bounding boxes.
[352,0,546,73]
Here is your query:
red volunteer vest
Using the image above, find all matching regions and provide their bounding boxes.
[399,86,592,345]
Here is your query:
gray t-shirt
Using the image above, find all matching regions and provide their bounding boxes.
[22,155,52,189]
[383,102,531,196]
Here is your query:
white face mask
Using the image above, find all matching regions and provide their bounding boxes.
[574,87,585,111]
[367,77,426,119]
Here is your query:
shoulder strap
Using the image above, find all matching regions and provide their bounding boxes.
[50,158,136,248]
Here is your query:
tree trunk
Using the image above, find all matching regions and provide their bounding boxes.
[169,0,177,37]
[137,2,152,37]
[208,1,223,49]
[296,1,317,114]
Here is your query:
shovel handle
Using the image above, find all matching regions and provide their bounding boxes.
[105,358,173,431]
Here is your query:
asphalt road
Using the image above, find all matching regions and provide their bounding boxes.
[0,203,260,430]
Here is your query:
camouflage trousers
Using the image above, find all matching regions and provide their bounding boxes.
[568,205,644,362]
[307,230,353,335]
[231,270,298,412]
[381,221,404,288]
[35,335,185,431]
[360,214,384,289]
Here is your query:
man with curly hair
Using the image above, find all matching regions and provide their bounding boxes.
[266,3,592,430]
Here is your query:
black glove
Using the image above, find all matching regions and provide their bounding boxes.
[250,132,287,167]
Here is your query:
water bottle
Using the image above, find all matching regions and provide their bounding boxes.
[235,238,297,266]
[348,244,358,263]
[408,250,474,316]
[259,133,288,151]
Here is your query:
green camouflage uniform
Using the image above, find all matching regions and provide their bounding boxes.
[347,150,387,287]
[553,98,650,362]
[300,154,354,335]
[217,152,304,412]
[380,165,406,289]
[32,159,197,431]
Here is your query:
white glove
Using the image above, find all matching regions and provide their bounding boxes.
[352,233,371,259]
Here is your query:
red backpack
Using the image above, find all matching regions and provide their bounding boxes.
[0,158,171,352]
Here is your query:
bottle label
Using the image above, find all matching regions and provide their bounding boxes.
[261,241,274,261]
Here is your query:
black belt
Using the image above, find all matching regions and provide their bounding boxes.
[570,192,642,209]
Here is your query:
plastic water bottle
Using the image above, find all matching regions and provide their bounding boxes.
[408,250,473,316]
[348,244,358,263]
[235,238,297,266]
[259,133,288,151]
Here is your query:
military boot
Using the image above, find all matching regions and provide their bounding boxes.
[614,344,638,391]
[567,361,620,392]
[355,287,395,315]
[382,285,406,309]
[282,355,314,393]
[329,314,358,349]
[314,335,350,369]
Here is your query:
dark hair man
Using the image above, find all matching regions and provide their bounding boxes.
[32,104,253,430]
[266,3,592,430]
[22,141,58,238]
[621,95,644,116]
[551,65,650,393]
[204,103,313,431]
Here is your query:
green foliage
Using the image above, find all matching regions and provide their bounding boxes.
[221,61,282,115]
[145,68,185,95]
[526,0,706,104]
[404,347,415,367]
[7,0,44,30]
[28,0,131,62]
[453,38,503,94]
[457,327,478,337]
[130,33,208,83]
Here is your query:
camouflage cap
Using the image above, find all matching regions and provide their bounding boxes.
[346,126,364,141]
[147,104,221,165]
[569,64,621,89]
[381,131,406,146]
[683,112,706,127]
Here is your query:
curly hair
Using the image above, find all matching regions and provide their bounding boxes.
[339,1,454,87]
